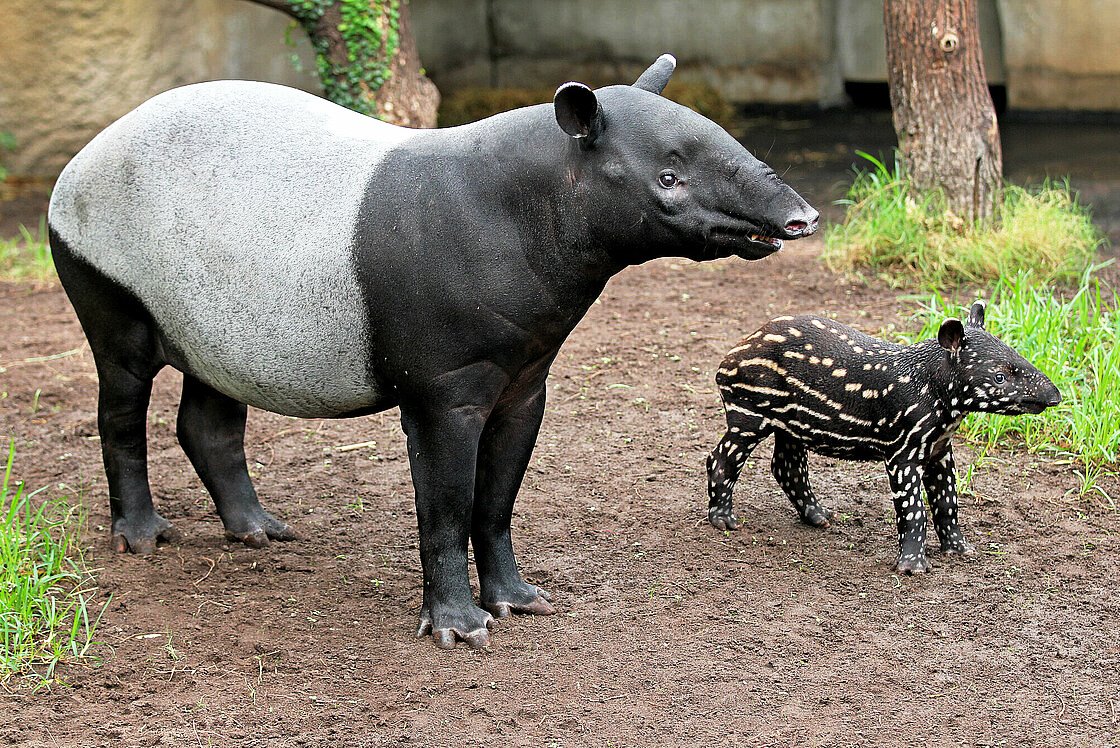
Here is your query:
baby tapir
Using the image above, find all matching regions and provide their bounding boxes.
[49,55,819,649]
[706,301,1060,574]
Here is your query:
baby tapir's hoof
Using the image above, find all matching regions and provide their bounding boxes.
[939,538,977,556]
[708,507,741,531]
[798,504,837,529]
[893,554,931,575]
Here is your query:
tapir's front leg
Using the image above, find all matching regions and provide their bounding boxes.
[472,384,556,619]
[923,445,975,555]
[885,458,930,575]
[401,397,495,650]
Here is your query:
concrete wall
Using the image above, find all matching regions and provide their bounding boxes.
[997,0,1120,110]
[1,0,1118,180]
[836,0,1006,83]
[0,0,320,179]
[410,0,846,105]
[412,0,1119,111]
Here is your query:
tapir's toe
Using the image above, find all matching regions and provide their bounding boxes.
[417,603,496,650]
[484,595,556,619]
[481,579,556,619]
[221,507,298,548]
[111,514,182,554]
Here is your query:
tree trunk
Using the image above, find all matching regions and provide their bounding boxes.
[243,0,439,128]
[883,0,1002,223]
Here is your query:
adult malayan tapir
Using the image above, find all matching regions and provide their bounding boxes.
[49,55,818,649]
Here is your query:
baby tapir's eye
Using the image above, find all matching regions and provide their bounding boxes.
[658,170,679,188]
[994,373,1006,384]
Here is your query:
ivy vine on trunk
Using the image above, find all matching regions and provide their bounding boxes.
[243,0,439,127]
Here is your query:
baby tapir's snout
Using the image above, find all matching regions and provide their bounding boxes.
[706,300,1059,575]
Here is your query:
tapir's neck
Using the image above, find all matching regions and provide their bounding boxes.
[351,109,624,356]
[422,108,627,286]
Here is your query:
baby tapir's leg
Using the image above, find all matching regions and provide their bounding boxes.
[706,410,768,530]
[177,375,297,548]
[885,458,930,574]
[922,445,975,555]
[770,432,836,528]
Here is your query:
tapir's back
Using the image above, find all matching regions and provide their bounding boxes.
[49,81,416,417]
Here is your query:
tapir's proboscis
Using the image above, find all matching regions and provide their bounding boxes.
[49,55,818,649]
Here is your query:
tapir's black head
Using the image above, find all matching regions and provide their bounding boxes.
[937,301,1062,415]
[553,54,819,264]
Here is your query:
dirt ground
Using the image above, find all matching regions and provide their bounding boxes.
[1,235,1118,747]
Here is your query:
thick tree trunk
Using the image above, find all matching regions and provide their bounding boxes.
[243,0,438,128]
[883,0,1002,223]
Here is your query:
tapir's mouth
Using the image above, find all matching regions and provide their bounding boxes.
[704,228,782,260]
[1016,400,1052,415]
[748,233,783,250]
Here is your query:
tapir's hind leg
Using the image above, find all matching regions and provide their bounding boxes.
[706,408,768,531]
[50,231,180,553]
[96,359,182,553]
[771,432,835,528]
[176,374,296,547]
[472,384,555,620]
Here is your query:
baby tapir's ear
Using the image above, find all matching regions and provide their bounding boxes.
[938,318,965,353]
[554,82,602,146]
[967,300,987,329]
[633,53,677,95]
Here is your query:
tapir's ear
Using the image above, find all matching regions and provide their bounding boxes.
[938,318,965,353]
[554,82,602,146]
[967,299,987,329]
[633,53,677,95]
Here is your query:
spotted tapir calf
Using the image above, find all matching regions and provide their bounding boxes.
[707,301,1060,574]
[48,55,819,648]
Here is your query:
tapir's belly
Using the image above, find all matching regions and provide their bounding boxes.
[49,81,415,418]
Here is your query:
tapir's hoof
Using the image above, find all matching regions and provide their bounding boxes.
[940,539,976,556]
[800,506,837,529]
[708,510,741,532]
[417,604,495,650]
[111,514,182,555]
[483,588,556,619]
[222,508,298,548]
[893,555,931,575]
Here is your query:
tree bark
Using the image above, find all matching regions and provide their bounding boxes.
[242,0,439,128]
[883,0,1002,223]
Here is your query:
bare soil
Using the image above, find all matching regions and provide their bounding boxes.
[2,238,1118,747]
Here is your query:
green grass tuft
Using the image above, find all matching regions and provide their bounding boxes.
[901,267,1119,503]
[0,217,55,282]
[823,151,1105,288]
[0,443,105,686]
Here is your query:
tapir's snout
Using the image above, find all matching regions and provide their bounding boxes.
[780,209,820,239]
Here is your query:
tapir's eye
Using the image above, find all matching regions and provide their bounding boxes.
[994,373,1006,384]
[658,170,679,188]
